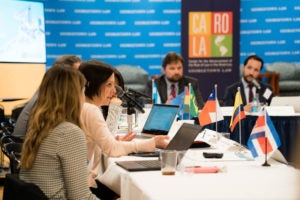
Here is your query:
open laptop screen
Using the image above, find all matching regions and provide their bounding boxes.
[141,104,179,135]
[116,123,203,171]
[270,96,300,113]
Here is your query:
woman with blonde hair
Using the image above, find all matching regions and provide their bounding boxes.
[19,64,99,200]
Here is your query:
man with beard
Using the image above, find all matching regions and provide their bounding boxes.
[145,52,204,109]
[223,55,274,112]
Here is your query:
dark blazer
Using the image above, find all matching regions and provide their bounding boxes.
[145,75,204,109]
[223,80,274,106]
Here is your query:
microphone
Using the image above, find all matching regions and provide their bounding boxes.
[252,79,261,90]
[115,85,145,113]
[125,87,152,100]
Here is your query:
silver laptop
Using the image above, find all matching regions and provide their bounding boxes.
[116,123,203,171]
[270,96,300,112]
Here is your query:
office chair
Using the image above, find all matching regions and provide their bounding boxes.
[115,65,149,93]
[0,121,14,135]
[3,141,22,175]
[0,104,5,122]
[0,132,23,174]
[11,102,27,124]
[3,174,48,200]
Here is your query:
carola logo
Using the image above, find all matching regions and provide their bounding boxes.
[188,12,233,58]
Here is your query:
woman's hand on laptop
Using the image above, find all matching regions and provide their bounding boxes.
[154,135,170,149]
[115,132,137,141]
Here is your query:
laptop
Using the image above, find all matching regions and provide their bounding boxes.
[140,104,180,137]
[116,123,203,171]
[270,96,300,113]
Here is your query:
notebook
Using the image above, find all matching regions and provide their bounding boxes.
[140,104,180,137]
[116,123,203,171]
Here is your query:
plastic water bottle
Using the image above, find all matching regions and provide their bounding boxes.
[251,94,259,112]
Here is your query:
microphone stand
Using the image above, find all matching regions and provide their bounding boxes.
[115,85,145,132]
[126,101,136,133]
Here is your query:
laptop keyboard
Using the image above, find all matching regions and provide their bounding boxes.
[135,160,161,168]
[116,159,161,171]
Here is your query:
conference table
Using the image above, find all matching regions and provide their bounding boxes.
[100,148,300,200]
[136,106,300,162]
[97,106,300,199]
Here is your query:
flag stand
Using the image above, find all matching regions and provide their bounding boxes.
[188,83,191,120]
[214,84,218,134]
[238,87,242,144]
[229,86,245,143]
[262,106,270,167]
[262,137,270,167]
[151,79,155,104]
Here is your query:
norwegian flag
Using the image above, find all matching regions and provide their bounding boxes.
[247,109,281,158]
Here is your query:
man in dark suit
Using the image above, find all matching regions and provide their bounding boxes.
[145,52,204,109]
[223,55,274,112]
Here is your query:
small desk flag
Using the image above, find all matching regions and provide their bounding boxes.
[229,89,246,132]
[198,88,223,126]
[189,85,198,117]
[152,80,161,104]
[170,89,185,119]
[247,109,281,158]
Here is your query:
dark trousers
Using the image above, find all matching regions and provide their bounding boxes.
[90,179,119,200]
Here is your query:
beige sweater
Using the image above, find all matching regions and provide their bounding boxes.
[81,102,156,187]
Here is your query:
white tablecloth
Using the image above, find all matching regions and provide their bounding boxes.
[120,160,300,200]
[100,149,300,200]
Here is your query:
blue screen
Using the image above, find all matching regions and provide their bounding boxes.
[143,105,179,131]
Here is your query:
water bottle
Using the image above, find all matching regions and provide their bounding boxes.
[251,94,259,113]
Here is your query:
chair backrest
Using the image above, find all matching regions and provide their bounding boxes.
[11,102,27,123]
[258,72,280,96]
[115,65,149,93]
[3,174,48,200]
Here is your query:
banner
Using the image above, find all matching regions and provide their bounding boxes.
[240,1,300,66]
[181,0,240,100]
[44,0,181,76]
[42,0,300,86]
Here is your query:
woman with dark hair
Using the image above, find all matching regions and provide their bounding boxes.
[19,64,99,199]
[113,67,125,89]
[79,60,169,196]
[102,66,136,140]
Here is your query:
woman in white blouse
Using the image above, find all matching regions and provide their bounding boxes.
[79,60,169,197]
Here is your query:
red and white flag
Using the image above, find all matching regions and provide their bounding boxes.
[247,109,281,158]
[198,88,223,126]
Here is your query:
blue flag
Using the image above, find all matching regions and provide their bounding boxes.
[170,90,185,118]
[152,80,161,104]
